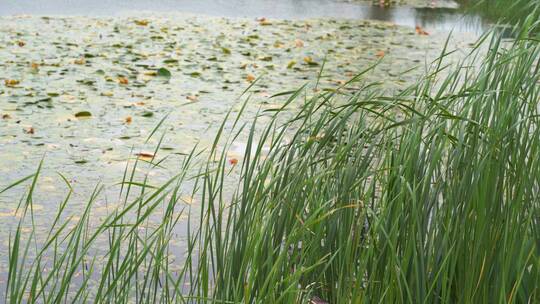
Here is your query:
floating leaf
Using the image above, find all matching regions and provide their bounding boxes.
[287,60,297,69]
[135,152,154,158]
[118,77,129,85]
[246,74,256,82]
[157,67,172,78]
[181,195,195,205]
[229,158,239,165]
[141,111,154,117]
[415,26,429,36]
[125,116,132,124]
[134,20,149,26]
[163,58,179,64]
[257,17,272,26]
[5,79,20,87]
[74,111,92,118]
[74,160,88,164]
[144,71,157,77]
[221,47,231,55]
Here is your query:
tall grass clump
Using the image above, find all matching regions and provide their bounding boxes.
[2,22,540,303]
[459,0,540,29]
[188,29,540,302]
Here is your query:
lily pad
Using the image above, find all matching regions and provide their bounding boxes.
[157,67,172,79]
[74,111,92,118]
[141,111,154,118]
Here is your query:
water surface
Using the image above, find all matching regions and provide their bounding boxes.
[0,0,489,34]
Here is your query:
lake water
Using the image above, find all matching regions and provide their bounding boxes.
[0,0,490,294]
[0,0,490,34]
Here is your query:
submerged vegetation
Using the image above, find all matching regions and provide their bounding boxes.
[3,12,540,301]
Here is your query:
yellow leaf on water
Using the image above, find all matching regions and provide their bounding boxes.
[274,41,285,48]
[246,74,256,82]
[144,71,158,76]
[287,60,297,69]
[181,195,195,205]
[4,79,20,87]
[134,20,149,26]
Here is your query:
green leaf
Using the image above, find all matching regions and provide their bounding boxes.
[221,47,231,55]
[157,68,172,79]
[141,111,154,118]
[74,111,92,118]
[163,58,179,64]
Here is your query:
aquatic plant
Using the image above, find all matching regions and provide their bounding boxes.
[458,0,540,29]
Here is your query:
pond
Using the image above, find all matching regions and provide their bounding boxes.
[0,0,495,294]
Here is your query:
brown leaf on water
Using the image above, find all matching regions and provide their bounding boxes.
[415,25,429,35]
[5,79,20,87]
[135,152,154,159]
[17,41,25,47]
[257,17,272,26]
[2,114,11,119]
[229,158,239,166]
[246,74,256,82]
[24,127,35,134]
[74,58,86,65]
[30,62,40,70]
[375,50,385,58]
[118,77,129,85]
[186,95,198,102]
[125,116,132,124]
[295,39,304,48]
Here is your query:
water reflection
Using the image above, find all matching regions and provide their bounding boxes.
[0,0,494,34]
